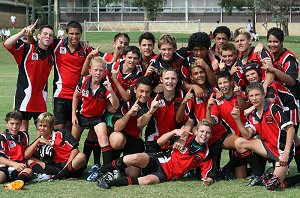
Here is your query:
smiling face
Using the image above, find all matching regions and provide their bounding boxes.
[245,69,260,83]
[234,34,251,54]
[134,84,152,103]
[113,36,129,56]
[217,77,233,96]
[221,50,236,67]
[124,51,139,70]
[159,43,176,62]
[161,70,178,91]
[190,66,206,86]
[247,88,264,108]
[139,39,154,58]
[267,35,283,54]
[195,124,212,144]
[67,27,81,47]
[6,118,21,136]
[192,47,208,59]
[37,121,52,138]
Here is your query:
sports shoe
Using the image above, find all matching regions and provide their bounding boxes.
[247,176,263,186]
[32,173,52,182]
[3,180,24,190]
[264,175,281,190]
[217,169,233,181]
[97,172,114,189]
[87,170,103,182]
[88,164,100,174]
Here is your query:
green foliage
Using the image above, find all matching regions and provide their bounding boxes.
[132,0,163,21]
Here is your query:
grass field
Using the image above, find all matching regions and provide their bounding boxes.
[1,31,300,197]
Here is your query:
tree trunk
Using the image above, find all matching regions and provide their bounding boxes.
[48,0,52,25]
[282,17,289,36]
[32,4,36,24]
[25,3,29,26]
[144,8,149,31]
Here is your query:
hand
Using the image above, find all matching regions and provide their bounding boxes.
[13,162,26,172]
[193,85,207,98]
[231,106,241,120]
[229,62,239,75]
[182,87,194,104]
[173,129,192,136]
[22,19,38,36]
[207,92,216,107]
[129,97,141,116]
[173,138,187,150]
[244,106,255,116]
[211,59,219,71]
[154,84,163,93]
[194,57,209,70]
[261,60,275,73]
[114,43,124,57]
[80,40,90,49]
[88,45,101,59]
[111,66,118,82]
[279,152,289,167]
[149,94,159,113]
[39,137,52,146]
[215,91,223,101]
[254,43,264,55]
[233,83,242,96]
[219,60,226,71]
[202,177,214,186]
[72,114,79,127]
[103,76,113,91]
[144,62,156,76]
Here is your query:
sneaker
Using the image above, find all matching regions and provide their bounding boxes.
[247,176,263,186]
[87,171,103,182]
[32,173,52,182]
[113,170,121,180]
[97,172,114,189]
[3,180,24,190]
[264,175,281,190]
[88,164,100,174]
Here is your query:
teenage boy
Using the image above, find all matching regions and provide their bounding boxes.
[97,120,214,189]
[3,21,54,132]
[219,43,239,75]
[138,32,156,72]
[71,57,119,166]
[138,67,184,153]
[211,26,232,59]
[232,82,295,190]
[0,111,31,190]
[25,112,86,180]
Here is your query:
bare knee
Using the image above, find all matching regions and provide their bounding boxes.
[234,137,248,152]
[110,132,126,150]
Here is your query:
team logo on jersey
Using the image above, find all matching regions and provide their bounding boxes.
[60,47,67,54]
[265,115,274,124]
[82,90,89,97]
[252,117,258,124]
[78,50,85,58]
[179,146,188,154]
[158,99,165,107]
[10,141,16,148]
[32,53,38,60]
[193,154,202,163]
[195,97,203,104]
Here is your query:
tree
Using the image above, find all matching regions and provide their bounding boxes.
[132,0,163,21]
[48,0,52,25]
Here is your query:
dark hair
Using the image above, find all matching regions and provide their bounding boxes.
[267,27,284,42]
[114,32,130,43]
[38,25,54,34]
[138,32,155,45]
[162,66,178,76]
[188,32,211,51]
[66,20,82,33]
[213,26,231,40]
[246,82,264,96]
[216,71,232,82]
[242,63,261,77]
[135,76,152,88]
[221,43,237,54]
[123,46,140,56]
[5,111,23,122]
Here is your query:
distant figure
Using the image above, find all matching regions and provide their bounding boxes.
[209,31,214,41]
[10,15,16,29]
[57,24,65,39]
[216,20,220,28]
[4,27,11,38]
[250,30,259,41]
[246,19,253,32]
[0,28,4,41]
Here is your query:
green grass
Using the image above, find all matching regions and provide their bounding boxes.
[1,32,300,197]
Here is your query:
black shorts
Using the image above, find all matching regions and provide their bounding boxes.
[53,98,72,125]
[142,153,167,182]
[44,161,84,178]
[123,135,145,155]
[77,113,106,129]
[0,166,20,182]
[20,111,41,123]
[145,141,162,153]
[261,140,294,164]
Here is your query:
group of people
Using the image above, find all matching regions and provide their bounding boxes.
[1,19,300,191]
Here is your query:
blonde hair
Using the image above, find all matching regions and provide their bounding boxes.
[37,112,55,130]
[197,119,213,131]
[233,27,251,40]
[158,34,177,49]
[90,57,106,68]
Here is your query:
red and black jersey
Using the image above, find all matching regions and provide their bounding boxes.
[106,61,143,99]
[234,47,271,88]
[34,129,78,163]
[211,93,247,137]
[266,81,299,125]
[140,90,184,142]
[270,48,300,99]
[139,51,156,75]
[158,136,213,180]
[52,38,93,99]
[4,40,54,112]
[99,52,116,63]
[246,100,294,159]
[185,88,227,145]
[75,75,110,118]
[0,130,29,163]
[113,97,145,139]
[149,51,189,88]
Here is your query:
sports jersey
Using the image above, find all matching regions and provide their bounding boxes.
[0,130,29,163]
[4,40,54,112]
[266,81,299,125]
[185,88,227,145]
[246,100,294,159]
[141,90,184,142]
[34,129,78,163]
[99,52,115,63]
[234,47,271,88]
[270,48,300,99]
[52,38,92,99]
[158,136,213,180]
[106,61,143,99]
[211,93,247,137]
[75,75,110,118]
[113,97,145,139]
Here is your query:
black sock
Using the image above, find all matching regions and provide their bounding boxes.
[101,145,112,165]
[254,152,267,172]
[93,141,101,166]
[110,176,139,187]
[53,163,75,180]
[223,152,245,171]
[29,162,45,174]
[16,172,30,183]
[236,151,264,176]
[112,149,122,161]
[99,157,128,173]
[83,140,94,165]
[284,174,300,187]
[294,145,300,173]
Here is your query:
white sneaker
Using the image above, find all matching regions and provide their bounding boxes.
[32,173,52,182]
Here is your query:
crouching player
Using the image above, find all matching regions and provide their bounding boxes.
[97,120,214,189]
[25,112,86,181]
[0,111,31,190]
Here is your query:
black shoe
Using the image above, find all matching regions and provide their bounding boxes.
[217,169,233,181]
[97,172,114,189]
[247,176,263,186]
